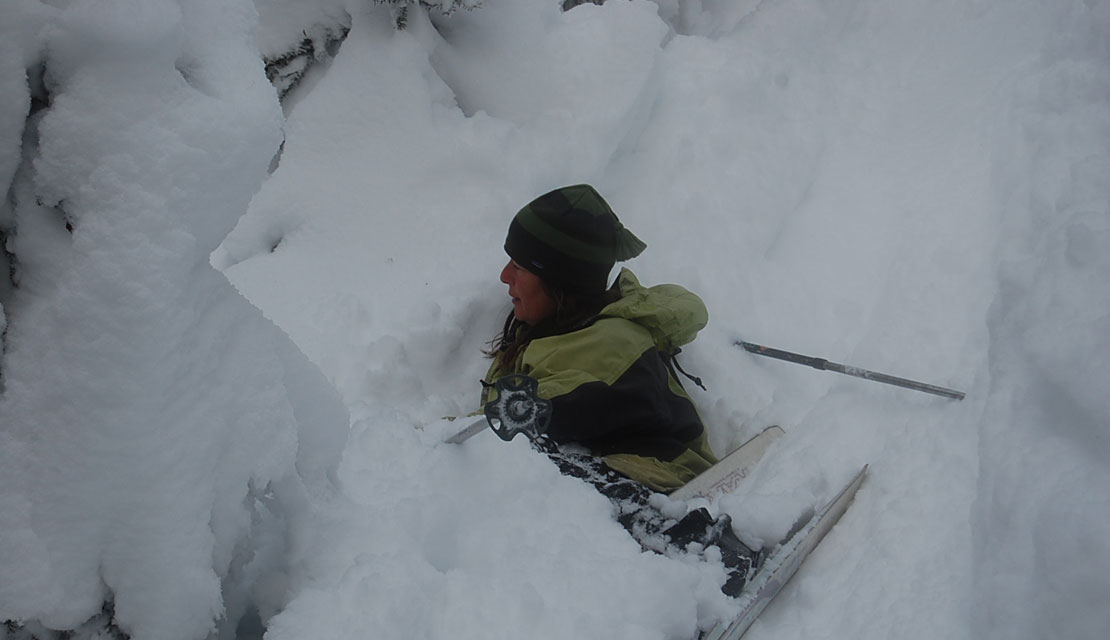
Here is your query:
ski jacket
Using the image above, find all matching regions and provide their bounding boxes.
[482,268,718,492]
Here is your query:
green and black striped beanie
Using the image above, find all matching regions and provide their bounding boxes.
[505,184,647,293]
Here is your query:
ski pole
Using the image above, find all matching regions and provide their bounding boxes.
[445,375,553,444]
[444,417,489,444]
[736,341,965,401]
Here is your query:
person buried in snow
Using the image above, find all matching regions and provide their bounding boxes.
[481,184,760,596]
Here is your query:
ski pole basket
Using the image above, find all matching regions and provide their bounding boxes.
[483,374,552,443]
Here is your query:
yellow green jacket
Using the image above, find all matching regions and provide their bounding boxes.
[483,269,717,492]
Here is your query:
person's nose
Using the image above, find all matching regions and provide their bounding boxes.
[500,261,513,285]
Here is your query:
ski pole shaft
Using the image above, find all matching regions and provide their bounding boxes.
[444,417,489,444]
[736,341,965,401]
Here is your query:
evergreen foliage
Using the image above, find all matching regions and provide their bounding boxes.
[375,0,483,30]
[263,20,351,102]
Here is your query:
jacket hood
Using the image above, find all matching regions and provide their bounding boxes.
[600,268,708,353]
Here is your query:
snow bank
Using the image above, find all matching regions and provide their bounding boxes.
[0,1,347,638]
[265,413,734,640]
[973,2,1110,637]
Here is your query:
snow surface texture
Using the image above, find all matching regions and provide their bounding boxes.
[1,0,1108,639]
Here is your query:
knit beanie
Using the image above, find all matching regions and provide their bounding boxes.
[504,184,647,293]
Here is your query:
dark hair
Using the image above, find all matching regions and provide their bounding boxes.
[486,282,620,369]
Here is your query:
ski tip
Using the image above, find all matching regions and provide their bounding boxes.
[839,465,870,501]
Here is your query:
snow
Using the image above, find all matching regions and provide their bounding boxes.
[0,1,347,638]
[1,0,1107,639]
